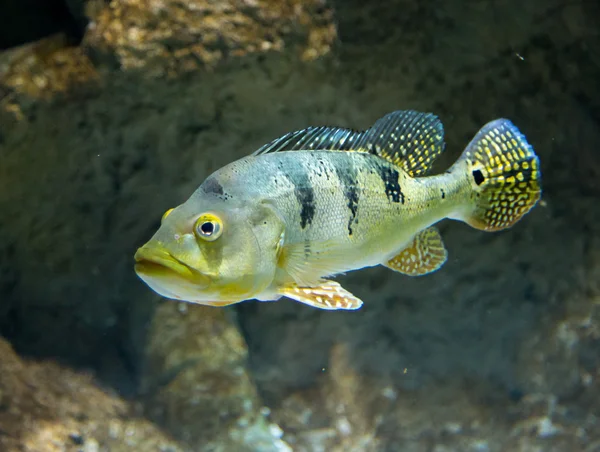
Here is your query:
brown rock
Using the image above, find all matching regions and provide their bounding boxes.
[0,336,184,452]
[0,0,340,392]
[0,33,97,120]
[140,301,291,451]
[83,0,336,76]
[271,341,600,451]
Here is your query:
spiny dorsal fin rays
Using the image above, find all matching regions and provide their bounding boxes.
[353,110,445,177]
[251,110,446,177]
[251,126,362,156]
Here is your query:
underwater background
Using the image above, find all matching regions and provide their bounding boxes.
[0,0,599,451]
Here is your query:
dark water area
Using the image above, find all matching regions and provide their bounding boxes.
[0,0,599,450]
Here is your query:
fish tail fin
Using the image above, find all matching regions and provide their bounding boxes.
[452,119,542,231]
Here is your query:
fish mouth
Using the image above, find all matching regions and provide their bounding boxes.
[134,245,209,288]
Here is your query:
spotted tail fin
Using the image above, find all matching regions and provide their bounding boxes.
[454,119,542,231]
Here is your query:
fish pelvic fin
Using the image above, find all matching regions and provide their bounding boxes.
[252,110,445,177]
[453,119,542,231]
[383,227,447,276]
[279,281,363,310]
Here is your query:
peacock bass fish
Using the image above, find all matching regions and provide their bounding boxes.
[134,110,541,310]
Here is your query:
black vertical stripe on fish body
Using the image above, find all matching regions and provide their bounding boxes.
[286,163,316,229]
[374,161,405,204]
[332,156,360,236]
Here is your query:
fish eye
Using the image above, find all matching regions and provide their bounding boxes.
[162,208,174,222]
[194,214,223,241]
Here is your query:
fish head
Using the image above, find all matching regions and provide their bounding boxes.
[134,193,284,305]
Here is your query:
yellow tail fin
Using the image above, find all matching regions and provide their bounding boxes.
[455,119,542,231]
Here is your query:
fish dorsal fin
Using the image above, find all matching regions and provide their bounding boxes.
[353,110,446,177]
[252,110,445,177]
[252,126,363,156]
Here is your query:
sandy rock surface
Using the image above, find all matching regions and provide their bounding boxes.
[0,337,184,452]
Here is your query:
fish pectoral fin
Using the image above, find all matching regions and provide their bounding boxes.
[279,239,350,286]
[383,227,447,276]
[279,281,364,311]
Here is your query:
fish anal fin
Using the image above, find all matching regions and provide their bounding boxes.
[384,227,447,276]
[355,110,445,177]
[279,281,363,311]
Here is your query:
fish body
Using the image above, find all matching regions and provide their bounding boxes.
[209,151,459,285]
[134,110,542,310]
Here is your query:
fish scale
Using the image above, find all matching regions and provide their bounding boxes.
[220,150,461,274]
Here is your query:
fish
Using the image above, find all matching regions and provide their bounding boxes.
[134,110,542,310]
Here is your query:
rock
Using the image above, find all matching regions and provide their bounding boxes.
[0,336,184,452]
[0,33,97,105]
[83,0,336,75]
[271,341,600,451]
[516,236,600,397]
[140,301,291,451]
[0,0,340,392]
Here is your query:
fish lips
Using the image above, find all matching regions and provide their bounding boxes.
[134,245,210,290]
